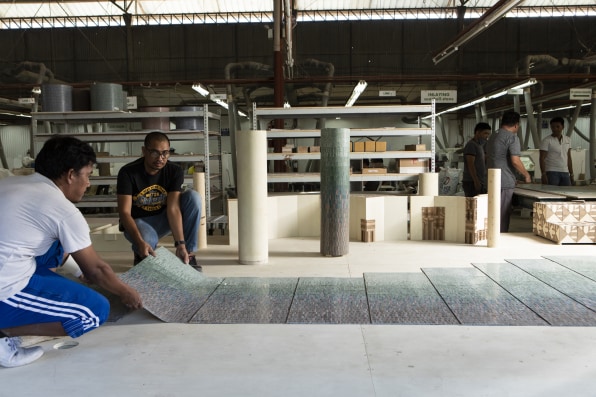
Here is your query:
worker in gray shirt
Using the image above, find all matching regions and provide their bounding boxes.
[486,111,531,233]
[462,122,491,197]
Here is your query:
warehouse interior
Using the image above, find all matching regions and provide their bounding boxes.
[2,1,596,395]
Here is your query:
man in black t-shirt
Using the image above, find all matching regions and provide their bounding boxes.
[117,131,202,269]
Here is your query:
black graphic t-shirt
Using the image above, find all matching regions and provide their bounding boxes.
[116,157,184,219]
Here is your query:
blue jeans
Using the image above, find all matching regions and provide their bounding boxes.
[123,189,202,253]
[546,171,571,186]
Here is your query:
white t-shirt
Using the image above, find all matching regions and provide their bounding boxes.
[0,173,91,300]
[539,135,571,173]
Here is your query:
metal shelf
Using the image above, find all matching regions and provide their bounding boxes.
[253,103,436,188]
[31,109,221,121]
[31,105,225,216]
[267,127,432,138]
[254,105,433,120]
[267,150,432,161]
[267,172,420,183]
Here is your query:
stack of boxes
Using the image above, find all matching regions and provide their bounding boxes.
[352,140,388,174]
[397,143,429,173]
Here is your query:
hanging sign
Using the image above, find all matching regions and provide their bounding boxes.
[126,96,137,109]
[421,90,457,103]
[570,88,592,100]
[379,90,396,97]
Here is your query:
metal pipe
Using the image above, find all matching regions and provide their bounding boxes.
[566,100,583,137]
[590,92,596,182]
[523,88,541,149]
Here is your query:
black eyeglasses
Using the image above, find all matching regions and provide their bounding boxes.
[147,148,171,159]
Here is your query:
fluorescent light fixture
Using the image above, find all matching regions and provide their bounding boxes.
[424,78,537,118]
[345,80,368,107]
[192,83,247,117]
[432,0,524,65]
[529,102,591,115]
[191,83,209,97]
[0,111,31,118]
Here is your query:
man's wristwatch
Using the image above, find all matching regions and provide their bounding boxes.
[174,240,186,247]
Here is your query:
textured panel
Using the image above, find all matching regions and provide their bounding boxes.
[320,128,350,256]
[119,247,222,323]
[421,206,445,240]
[474,262,596,326]
[533,202,596,244]
[365,273,458,325]
[190,277,297,324]
[422,267,547,325]
[465,195,488,245]
[287,277,369,324]
[507,258,596,311]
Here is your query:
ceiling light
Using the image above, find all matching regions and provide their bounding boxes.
[192,83,247,117]
[529,102,591,115]
[424,78,537,118]
[345,80,368,107]
[432,0,524,65]
[191,83,209,97]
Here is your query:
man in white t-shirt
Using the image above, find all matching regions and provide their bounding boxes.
[539,117,573,186]
[0,136,142,368]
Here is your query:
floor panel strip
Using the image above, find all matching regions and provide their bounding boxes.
[287,277,370,324]
[474,262,596,326]
[364,273,458,325]
[422,267,547,326]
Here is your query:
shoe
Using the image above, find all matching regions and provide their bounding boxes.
[0,337,44,368]
[188,255,202,272]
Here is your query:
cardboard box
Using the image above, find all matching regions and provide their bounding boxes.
[295,146,308,153]
[397,159,429,173]
[353,142,365,152]
[404,144,426,151]
[309,146,320,153]
[364,141,376,152]
[375,141,387,152]
[362,167,388,174]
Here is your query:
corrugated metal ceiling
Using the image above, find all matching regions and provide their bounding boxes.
[0,0,593,21]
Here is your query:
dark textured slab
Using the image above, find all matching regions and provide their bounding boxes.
[544,256,596,282]
[190,277,298,324]
[422,267,547,326]
[506,258,596,311]
[474,262,596,326]
[287,277,370,324]
[120,247,222,323]
[364,273,458,325]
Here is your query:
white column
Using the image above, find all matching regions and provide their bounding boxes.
[193,172,208,249]
[236,130,268,264]
[419,172,439,196]
[487,168,501,247]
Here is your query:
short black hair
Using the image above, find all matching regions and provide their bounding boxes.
[501,111,521,127]
[474,122,491,133]
[35,136,96,180]
[550,116,565,126]
[144,131,170,147]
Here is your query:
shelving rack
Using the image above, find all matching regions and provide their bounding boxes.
[31,106,224,217]
[251,103,436,188]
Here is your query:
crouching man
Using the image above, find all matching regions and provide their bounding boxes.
[0,136,142,368]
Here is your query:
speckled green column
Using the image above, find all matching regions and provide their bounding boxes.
[320,127,350,257]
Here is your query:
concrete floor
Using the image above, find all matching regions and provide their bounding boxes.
[5,216,596,397]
